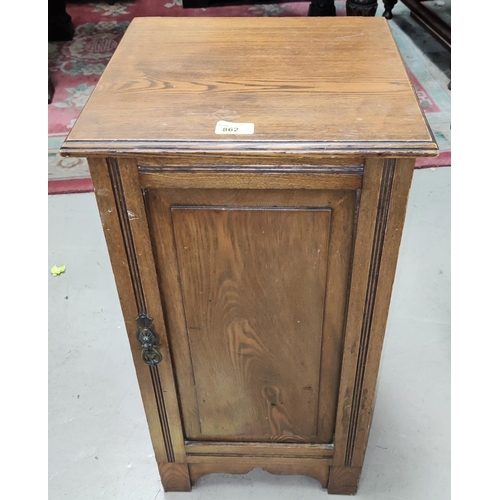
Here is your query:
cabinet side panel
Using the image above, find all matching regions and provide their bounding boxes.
[333,158,415,469]
[350,158,415,466]
[332,158,386,466]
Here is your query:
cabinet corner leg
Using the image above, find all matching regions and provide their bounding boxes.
[327,466,361,495]
[158,462,192,492]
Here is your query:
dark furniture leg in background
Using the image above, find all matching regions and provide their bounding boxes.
[179,0,384,17]
[48,0,75,42]
[383,0,398,18]
[382,0,450,89]
[346,0,378,16]
[49,0,74,104]
[308,0,336,16]
[383,0,450,50]
[180,0,339,16]
[181,0,338,12]
[49,76,55,104]
[182,0,208,7]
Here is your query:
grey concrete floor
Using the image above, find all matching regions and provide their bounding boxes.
[48,168,450,499]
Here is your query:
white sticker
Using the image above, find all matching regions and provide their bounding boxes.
[215,120,254,135]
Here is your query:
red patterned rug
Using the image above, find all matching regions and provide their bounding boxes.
[48,1,451,194]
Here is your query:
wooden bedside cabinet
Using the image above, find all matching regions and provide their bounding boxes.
[61,17,437,495]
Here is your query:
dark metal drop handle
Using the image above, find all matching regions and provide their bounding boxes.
[136,313,163,366]
[140,345,162,366]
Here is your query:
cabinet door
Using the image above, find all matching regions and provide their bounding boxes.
[144,188,356,444]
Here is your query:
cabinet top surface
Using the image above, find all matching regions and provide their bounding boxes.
[62,17,438,157]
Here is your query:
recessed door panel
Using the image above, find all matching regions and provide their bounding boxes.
[144,189,356,443]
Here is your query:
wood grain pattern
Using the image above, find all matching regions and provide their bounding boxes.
[87,157,170,464]
[187,456,332,467]
[150,366,174,463]
[349,158,415,467]
[328,466,362,495]
[63,142,437,157]
[158,462,192,492]
[107,160,176,462]
[332,158,415,471]
[106,158,146,312]
[89,155,416,493]
[139,170,362,191]
[345,159,396,467]
[69,15,433,495]
[144,189,356,444]
[117,158,187,462]
[185,441,333,459]
[189,461,330,488]
[174,207,330,442]
[136,154,366,167]
[331,158,386,467]
[61,17,438,158]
